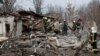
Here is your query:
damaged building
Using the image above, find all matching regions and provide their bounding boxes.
[0,11,100,56]
[0,11,55,37]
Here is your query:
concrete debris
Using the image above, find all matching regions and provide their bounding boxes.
[0,30,100,56]
[58,35,80,47]
[0,37,8,42]
[0,11,99,56]
[0,33,80,56]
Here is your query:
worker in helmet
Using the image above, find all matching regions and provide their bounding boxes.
[88,20,98,54]
[72,19,83,31]
[72,20,77,31]
[47,19,52,32]
[77,18,83,30]
[43,17,51,33]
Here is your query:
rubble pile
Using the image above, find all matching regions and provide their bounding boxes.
[0,9,99,56]
[58,35,78,46]
[0,32,83,56]
[0,30,100,56]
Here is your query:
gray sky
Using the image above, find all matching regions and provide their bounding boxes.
[14,0,91,11]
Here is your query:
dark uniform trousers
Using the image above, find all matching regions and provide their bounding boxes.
[90,33,98,54]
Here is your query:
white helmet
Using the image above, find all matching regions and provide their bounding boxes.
[43,17,47,19]
[73,20,76,22]
[47,19,51,22]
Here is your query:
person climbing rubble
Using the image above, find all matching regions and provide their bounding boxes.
[88,20,98,54]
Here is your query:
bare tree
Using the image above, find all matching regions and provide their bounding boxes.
[66,3,75,21]
[0,0,16,13]
[77,0,100,31]
[33,0,43,14]
[86,0,100,31]
[46,5,64,22]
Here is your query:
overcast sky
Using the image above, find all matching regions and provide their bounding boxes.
[14,0,91,11]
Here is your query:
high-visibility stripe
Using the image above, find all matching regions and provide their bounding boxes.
[43,17,47,19]
[92,34,97,42]
[92,49,98,51]
[90,35,94,36]
[60,29,62,32]
[90,33,94,42]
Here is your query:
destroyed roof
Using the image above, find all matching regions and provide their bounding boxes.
[0,11,55,19]
[18,11,55,19]
[18,11,42,17]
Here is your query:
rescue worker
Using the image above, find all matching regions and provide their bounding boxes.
[72,20,77,31]
[43,17,51,33]
[72,19,83,31]
[76,19,83,41]
[77,18,83,30]
[62,20,68,35]
[72,19,82,41]
[47,19,52,32]
[89,20,98,54]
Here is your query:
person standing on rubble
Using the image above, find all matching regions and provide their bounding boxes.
[77,18,83,30]
[62,20,68,35]
[88,20,98,54]
[43,17,51,33]
[72,18,83,31]
[72,19,83,41]
[76,18,83,41]
[72,20,77,31]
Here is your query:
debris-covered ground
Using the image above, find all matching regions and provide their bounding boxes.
[0,29,100,56]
